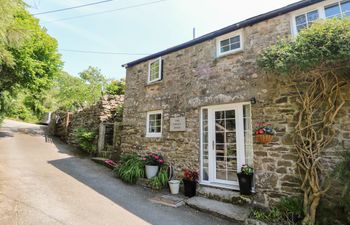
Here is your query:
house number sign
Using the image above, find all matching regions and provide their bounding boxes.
[170,117,186,132]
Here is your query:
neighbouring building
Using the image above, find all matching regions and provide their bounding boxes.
[121,0,350,206]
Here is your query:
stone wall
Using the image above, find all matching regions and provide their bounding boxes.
[50,95,124,158]
[122,11,348,207]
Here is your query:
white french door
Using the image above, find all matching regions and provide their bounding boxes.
[200,103,251,188]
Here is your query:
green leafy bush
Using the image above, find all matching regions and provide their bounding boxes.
[335,151,350,223]
[251,197,303,225]
[73,128,96,153]
[149,165,169,190]
[113,154,144,184]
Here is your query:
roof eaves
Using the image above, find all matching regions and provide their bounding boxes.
[123,0,323,68]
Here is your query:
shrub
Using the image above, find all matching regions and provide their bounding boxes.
[149,165,169,190]
[73,128,96,153]
[251,197,303,225]
[113,154,144,184]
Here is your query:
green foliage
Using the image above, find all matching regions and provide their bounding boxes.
[149,165,169,190]
[0,2,62,123]
[258,18,350,75]
[113,154,144,184]
[73,128,96,153]
[335,151,350,223]
[251,197,303,225]
[241,164,254,175]
[79,66,107,102]
[106,79,125,95]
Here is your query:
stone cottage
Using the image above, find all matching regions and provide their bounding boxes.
[121,0,349,206]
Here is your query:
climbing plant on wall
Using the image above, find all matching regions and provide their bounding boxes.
[257,18,350,225]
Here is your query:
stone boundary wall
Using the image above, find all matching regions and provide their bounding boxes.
[50,95,124,158]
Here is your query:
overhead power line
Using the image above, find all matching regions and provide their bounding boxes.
[59,49,149,56]
[43,0,169,23]
[33,0,113,15]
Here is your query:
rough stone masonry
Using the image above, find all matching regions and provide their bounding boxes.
[121,11,350,207]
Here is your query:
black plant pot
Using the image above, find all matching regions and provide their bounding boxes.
[183,179,197,197]
[237,173,253,195]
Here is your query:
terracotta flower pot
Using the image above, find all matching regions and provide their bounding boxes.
[256,134,273,144]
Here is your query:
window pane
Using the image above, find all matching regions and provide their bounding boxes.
[220,39,229,47]
[295,14,306,26]
[307,10,319,23]
[325,4,341,18]
[341,1,350,16]
[230,42,240,50]
[221,46,230,53]
[149,60,160,81]
[148,113,162,133]
[230,36,240,43]
[297,24,307,33]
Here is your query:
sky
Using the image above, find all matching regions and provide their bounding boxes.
[24,0,299,80]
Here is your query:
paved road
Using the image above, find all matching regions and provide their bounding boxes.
[0,120,234,225]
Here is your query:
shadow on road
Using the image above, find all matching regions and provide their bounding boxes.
[47,137,234,225]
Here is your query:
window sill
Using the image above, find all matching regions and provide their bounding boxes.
[145,80,163,87]
[146,133,162,138]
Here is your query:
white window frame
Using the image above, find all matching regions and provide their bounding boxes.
[146,110,162,138]
[148,57,162,83]
[291,0,350,36]
[216,31,244,57]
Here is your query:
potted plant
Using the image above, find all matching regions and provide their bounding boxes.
[182,169,198,197]
[143,153,164,179]
[255,123,276,144]
[237,164,254,195]
[168,180,180,194]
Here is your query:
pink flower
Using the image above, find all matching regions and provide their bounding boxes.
[143,158,147,161]
[154,155,159,160]
[159,159,164,164]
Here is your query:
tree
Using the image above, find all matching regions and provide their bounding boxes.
[0,2,62,122]
[258,19,350,225]
[79,66,107,102]
[105,79,125,95]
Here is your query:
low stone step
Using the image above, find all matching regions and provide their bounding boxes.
[198,186,252,205]
[186,197,250,222]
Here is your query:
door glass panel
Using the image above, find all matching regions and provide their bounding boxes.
[201,109,209,181]
[215,109,238,182]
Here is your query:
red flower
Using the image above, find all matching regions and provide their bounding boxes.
[159,159,164,164]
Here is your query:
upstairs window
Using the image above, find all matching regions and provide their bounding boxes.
[146,111,162,138]
[148,57,162,83]
[216,33,243,57]
[325,1,350,18]
[293,1,350,35]
[295,10,319,32]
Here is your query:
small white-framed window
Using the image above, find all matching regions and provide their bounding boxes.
[216,32,243,57]
[292,0,350,36]
[295,10,319,33]
[325,1,350,18]
[146,111,162,138]
[148,57,162,83]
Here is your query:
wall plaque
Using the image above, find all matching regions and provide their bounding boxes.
[170,117,186,132]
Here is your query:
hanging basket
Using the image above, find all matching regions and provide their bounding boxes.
[256,134,273,144]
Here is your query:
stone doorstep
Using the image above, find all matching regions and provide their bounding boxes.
[149,194,186,208]
[186,197,250,222]
[198,186,253,205]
